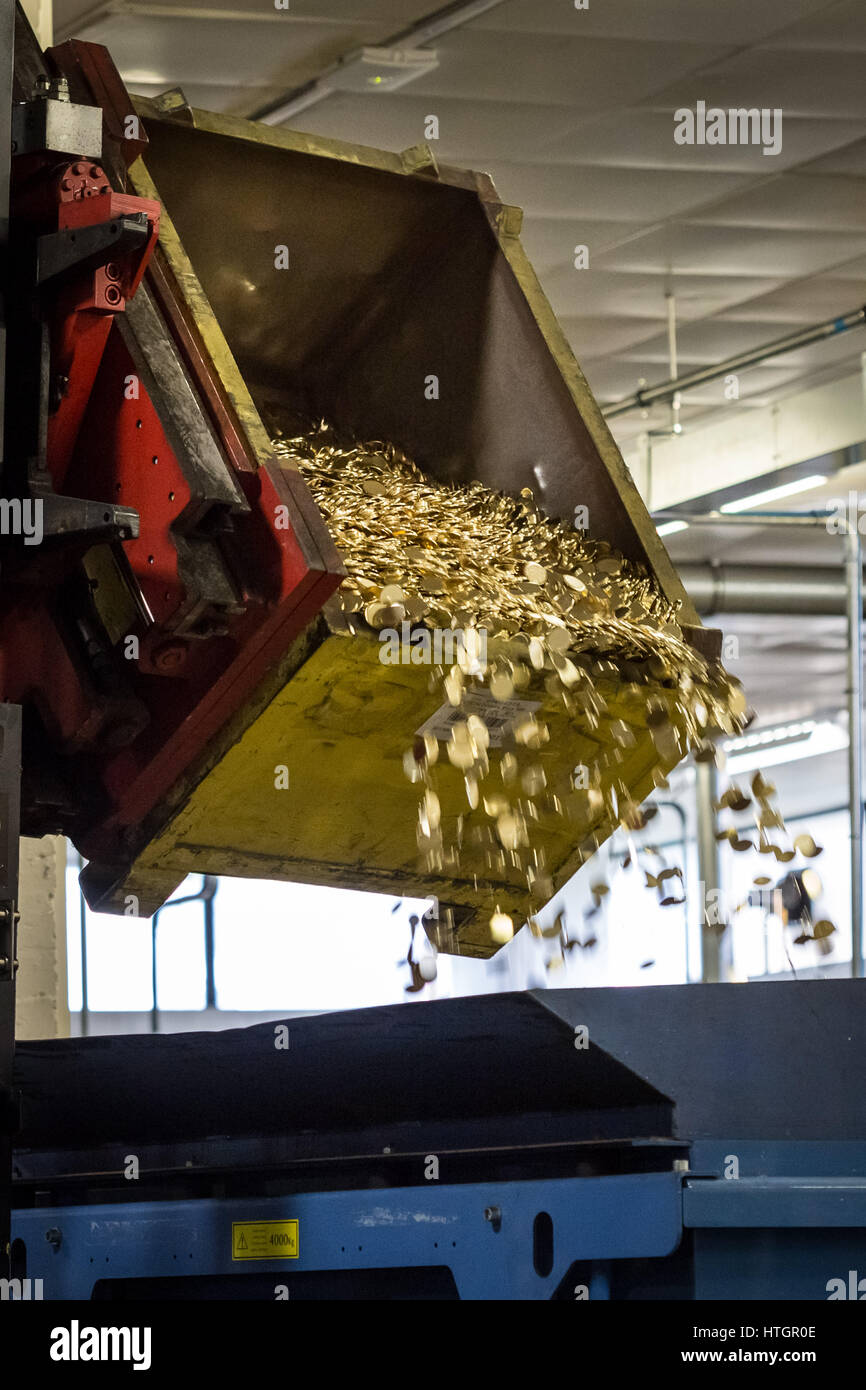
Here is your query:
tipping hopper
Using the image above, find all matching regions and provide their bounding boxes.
[28,66,718,955]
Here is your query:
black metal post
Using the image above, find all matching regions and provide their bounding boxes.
[149,875,219,1032]
[0,706,22,1280]
[0,0,18,1281]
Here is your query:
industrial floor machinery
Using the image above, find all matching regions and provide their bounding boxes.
[11,983,866,1300]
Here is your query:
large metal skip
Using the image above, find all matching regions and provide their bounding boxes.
[78,97,715,956]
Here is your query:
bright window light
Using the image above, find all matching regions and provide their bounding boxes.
[657,520,689,537]
[719,474,828,513]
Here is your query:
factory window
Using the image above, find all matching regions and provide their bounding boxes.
[65,846,452,1026]
[65,801,851,1028]
[210,876,432,1013]
[66,855,209,1016]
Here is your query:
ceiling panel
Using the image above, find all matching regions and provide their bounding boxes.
[516,218,645,273]
[648,48,866,120]
[408,30,731,109]
[685,174,866,231]
[129,79,289,115]
[49,0,866,548]
[290,92,577,162]
[537,268,785,322]
[77,13,374,92]
[483,161,757,223]
[717,276,866,324]
[556,314,667,361]
[755,331,866,375]
[547,266,783,318]
[58,0,427,29]
[798,137,866,177]
[765,0,866,53]
[539,110,866,174]
[817,253,866,281]
[619,317,810,365]
[596,223,866,279]
[471,0,831,45]
[282,0,431,17]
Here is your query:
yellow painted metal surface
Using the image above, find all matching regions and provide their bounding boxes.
[123,627,685,956]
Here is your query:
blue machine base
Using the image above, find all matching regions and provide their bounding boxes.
[13,1160,866,1300]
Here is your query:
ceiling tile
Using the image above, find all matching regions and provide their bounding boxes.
[290,93,576,163]
[597,223,866,278]
[483,160,757,222]
[817,252,866,280]
[471,0,830,44]
[543,264,781,315]
[619,318,799,365]
[57,0,424,29]
[556,314,666,360]
[409,31,731,109]
[518,218,644,273]
[540,110,866,173]
[717,277,866,324]
[129,79,287,115]
[75,13,373,91]
[763,0,866,53]
[648,47,866,119]
[281,0,430,17]
[47,0,866,537]
[798,136,866,176]
[685,174,866,231]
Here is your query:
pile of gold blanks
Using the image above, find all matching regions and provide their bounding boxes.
[271,416,750,952]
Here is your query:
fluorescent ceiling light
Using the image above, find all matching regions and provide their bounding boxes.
[725,719,816,754]
[657,520,689,537]
[723,719,846,775]
[720,474,828,514]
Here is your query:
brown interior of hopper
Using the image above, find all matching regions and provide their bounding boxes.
[137,113,694,604]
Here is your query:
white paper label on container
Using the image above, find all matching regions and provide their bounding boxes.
[416,691,541,748]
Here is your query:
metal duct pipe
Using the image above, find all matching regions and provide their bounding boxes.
[604,307,866,419]
[679,563,855,616]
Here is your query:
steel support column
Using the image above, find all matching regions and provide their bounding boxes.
[695,759,722,983]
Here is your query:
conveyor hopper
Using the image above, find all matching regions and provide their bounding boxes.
[19,51,716,954]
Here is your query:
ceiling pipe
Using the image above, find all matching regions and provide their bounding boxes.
[654,508,832,528]
[679,563,855,616]
[604,307,866,419]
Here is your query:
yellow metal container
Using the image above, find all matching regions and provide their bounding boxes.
[96,101,713,956]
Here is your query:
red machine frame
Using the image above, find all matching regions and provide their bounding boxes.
[3,33,342,901]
